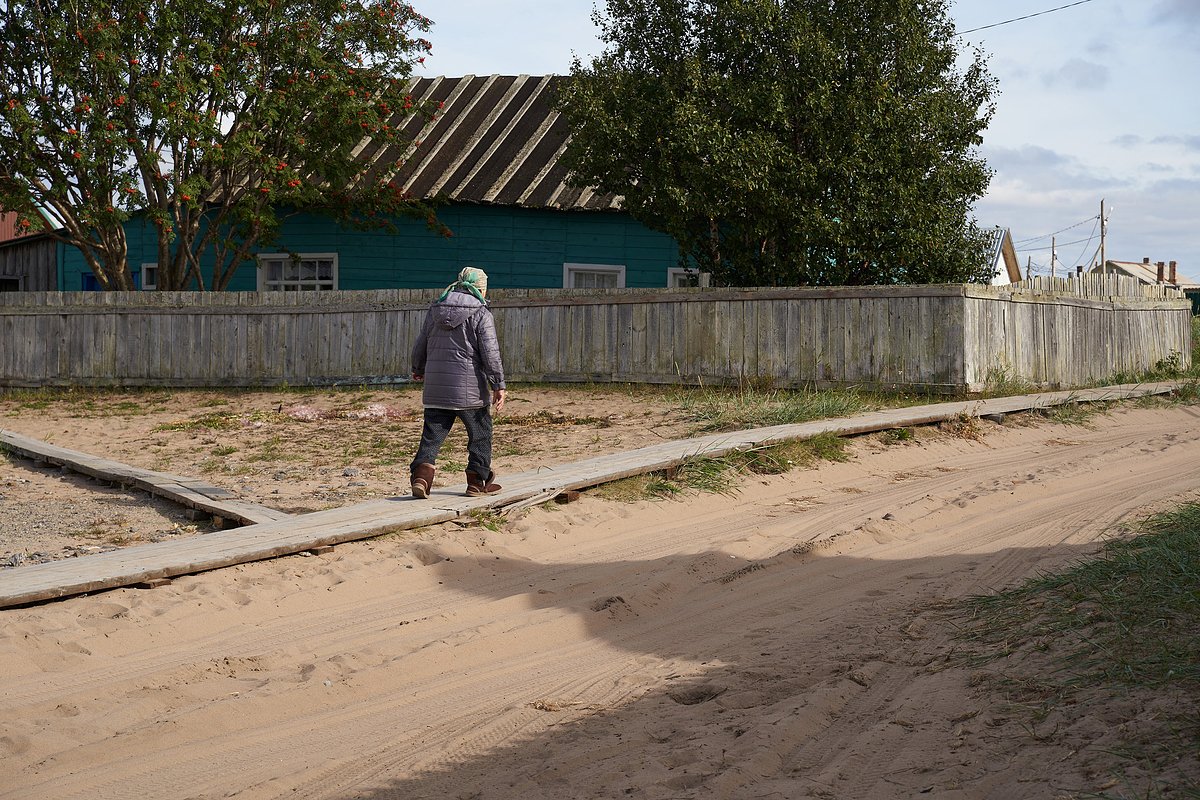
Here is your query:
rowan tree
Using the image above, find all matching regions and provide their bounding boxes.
[555,0,999,286]
[0,0,441,290]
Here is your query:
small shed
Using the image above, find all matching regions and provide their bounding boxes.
[0,231,58,292]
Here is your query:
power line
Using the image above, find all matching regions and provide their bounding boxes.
[1020,234,1098,252]
[1014,214,1100,245]
[1068,217,1101,268]
[957,0,1099,36]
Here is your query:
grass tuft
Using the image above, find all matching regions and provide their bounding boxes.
[670,385,873,434]
[592,434,850,502]
[980,362,1036,397]
[939,412,984,440]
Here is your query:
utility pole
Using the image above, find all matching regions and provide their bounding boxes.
[1051,235,1057,278]
[1100,198,1107,274]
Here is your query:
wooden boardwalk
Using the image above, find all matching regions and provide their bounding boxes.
[0,382,1179,608]
[0,429,291,525]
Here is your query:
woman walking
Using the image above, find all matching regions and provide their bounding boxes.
[408,267,507,498]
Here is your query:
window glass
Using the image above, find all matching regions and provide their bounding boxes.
[564,264,625,289]
[258,254,338,291]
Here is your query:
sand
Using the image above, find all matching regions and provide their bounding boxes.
[2,401,1199,799]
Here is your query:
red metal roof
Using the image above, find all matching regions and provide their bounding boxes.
[0,212,23,243]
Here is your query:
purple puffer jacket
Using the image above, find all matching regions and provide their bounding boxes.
[411,290,506,409]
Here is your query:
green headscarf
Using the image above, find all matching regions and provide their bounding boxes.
[437,266,489,304]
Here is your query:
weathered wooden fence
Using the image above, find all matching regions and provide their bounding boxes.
[0,277,1190,392]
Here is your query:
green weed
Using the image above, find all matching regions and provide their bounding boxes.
[939,412,984,440]
[155,412,239,432]
[980,362,1036,397]
[669,384,873,434]
[592,434,849,502]
[883,427,916,443]
[1042,398,1105,427]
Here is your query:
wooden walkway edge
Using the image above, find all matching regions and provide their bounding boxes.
[0,430,292,526]
[0,382,1180,608]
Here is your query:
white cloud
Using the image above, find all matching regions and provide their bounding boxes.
[1152,0,1200,28]
[1151,134,1200,153]
[1040,58,1109,91]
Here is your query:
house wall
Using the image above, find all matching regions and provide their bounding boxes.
[0,280,1188,392]
[60,204,682,291]
[0,236,59,291]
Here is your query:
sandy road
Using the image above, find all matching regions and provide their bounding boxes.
[2,403,1198,800]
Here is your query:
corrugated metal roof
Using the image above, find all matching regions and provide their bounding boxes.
[983,227,1005,269]
[983,226,1021,284]
[356,75,621,211]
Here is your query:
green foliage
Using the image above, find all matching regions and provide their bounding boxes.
[0,0,441,289]
[556,0,997,287]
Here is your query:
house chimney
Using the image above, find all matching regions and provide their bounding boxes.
[1143,257,1151,264]
[1157,261,1165,283]
[1076,265,1083,276]
[1170,260,1178,284]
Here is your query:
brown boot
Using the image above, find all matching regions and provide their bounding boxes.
[410,463,436,499]
[465,470,501,497]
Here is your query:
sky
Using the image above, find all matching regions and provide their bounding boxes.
[414,0,1200,280]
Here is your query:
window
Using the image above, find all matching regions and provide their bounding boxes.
[140,263,158,291]
[0,277,20,292]
[563,263,625,289]
[667,267,709,288]
[257,253,338,291]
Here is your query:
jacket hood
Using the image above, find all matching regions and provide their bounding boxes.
[431,289,484,329]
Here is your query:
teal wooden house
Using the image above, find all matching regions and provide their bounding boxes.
[62,75,689,292]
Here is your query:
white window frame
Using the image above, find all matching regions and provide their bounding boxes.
[667,267,712,288]
[563,263,626,289]
[667,267,697,288]
[257,253,339,291]
[140,262,158,291]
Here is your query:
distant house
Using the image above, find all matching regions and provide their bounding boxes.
[984,227,1022,285]
[1089,257,1198,288]
[1089,257,1200,314]
[63,75,684,292]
